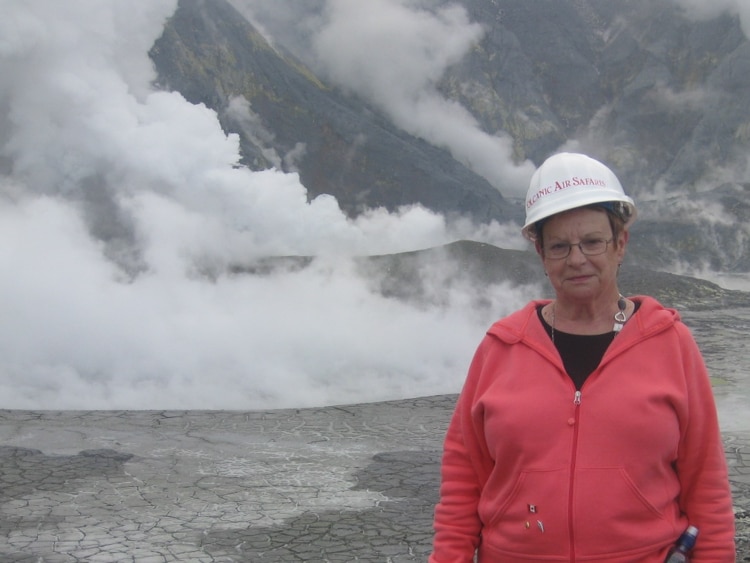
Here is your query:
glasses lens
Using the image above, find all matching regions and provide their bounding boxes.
[580,239,608,255]
[545,243,570,259]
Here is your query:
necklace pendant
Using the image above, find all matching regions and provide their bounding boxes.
[613,300,628,333]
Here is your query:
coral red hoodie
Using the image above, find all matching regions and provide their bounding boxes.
[431,296,735,562]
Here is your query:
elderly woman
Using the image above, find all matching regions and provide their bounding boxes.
[430,153,735,562]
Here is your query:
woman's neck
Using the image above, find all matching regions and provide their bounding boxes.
[549,292,630,335]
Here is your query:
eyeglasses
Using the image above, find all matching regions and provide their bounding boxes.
[543,238,613,260]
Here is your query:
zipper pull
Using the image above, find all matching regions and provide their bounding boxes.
[574,391,582,405]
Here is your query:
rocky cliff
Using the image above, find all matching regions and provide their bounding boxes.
[150,0,750,273]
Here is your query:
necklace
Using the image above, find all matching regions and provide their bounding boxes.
[550,295,628,343]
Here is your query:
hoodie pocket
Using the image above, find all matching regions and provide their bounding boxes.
[573,466,673,558]
[482,468,569,558]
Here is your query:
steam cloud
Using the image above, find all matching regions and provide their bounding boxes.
[2,0,747,419]
[230,0,536,195]
[310,0,536,192]
[0,0,532,409]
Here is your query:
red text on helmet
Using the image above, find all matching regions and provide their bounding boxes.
[526,176,608,209]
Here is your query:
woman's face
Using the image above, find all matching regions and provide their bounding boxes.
[536,207,628,303]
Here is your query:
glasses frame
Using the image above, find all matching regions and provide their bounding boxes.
[543,237,614,260]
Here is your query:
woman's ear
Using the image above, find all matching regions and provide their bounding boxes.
[620,229,630,246]
[616,229,630,260]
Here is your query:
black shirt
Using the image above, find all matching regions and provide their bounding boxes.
[536,304,639,390]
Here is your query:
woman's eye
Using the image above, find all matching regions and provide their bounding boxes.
[582,239,603,248]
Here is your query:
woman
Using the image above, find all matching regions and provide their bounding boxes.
[430,153,736,562]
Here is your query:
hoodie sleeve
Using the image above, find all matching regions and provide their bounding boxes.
[672,321,736,561]
[429,338,494,563]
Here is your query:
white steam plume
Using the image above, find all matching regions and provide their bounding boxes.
[226,0,536,194]
[0,0,531,410]
[308,0,535,195]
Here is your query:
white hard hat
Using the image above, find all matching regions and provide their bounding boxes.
[521,152,636,240]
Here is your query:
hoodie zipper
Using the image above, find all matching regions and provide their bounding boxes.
[568,390,582,562]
